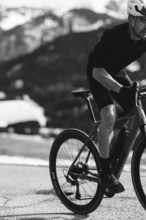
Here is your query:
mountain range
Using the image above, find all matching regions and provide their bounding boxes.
[0,2,126,61]
[0,1,146,132]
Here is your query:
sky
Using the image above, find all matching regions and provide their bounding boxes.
[1,0,112,14]
[0,0,114,30]
[1,0,109,8]
[0,0,127,30]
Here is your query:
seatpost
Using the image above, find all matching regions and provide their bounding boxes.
[84,96,97,123]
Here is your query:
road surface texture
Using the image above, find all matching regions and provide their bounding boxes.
[0,164,146,220]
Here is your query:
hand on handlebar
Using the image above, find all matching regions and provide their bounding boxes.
[118,84,138,112]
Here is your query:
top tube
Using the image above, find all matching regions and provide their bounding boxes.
[72,82,146,122]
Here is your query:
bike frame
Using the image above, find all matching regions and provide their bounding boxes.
[114,104,146,178]
[69,94,146,183]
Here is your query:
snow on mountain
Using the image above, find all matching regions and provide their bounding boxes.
[0,7,46,30]
[1,0,128,30]
[0,0,129,61]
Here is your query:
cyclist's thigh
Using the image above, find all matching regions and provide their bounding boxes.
[100,104,116,127]
[87,64,114,111]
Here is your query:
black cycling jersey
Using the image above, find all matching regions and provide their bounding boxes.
[88,22,146,76]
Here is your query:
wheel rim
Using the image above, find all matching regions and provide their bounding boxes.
[55,137,100,206]
[138,146,146,202]
[132,141,146,208]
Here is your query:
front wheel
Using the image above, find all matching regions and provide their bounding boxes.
[49,129,103,214]
[131,135,146,210]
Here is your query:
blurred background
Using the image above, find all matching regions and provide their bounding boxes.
[0,0,146,162]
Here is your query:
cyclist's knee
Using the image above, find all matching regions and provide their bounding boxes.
[100,105,116,129]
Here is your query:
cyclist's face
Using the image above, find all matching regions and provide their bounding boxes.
[133,16,146,38]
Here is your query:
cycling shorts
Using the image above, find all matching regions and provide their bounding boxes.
[86,60,133,111]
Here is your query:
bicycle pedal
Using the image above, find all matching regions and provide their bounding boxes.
[103,188,115,198]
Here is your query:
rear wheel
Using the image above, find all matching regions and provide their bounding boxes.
[49,129,103,214]
[131,136,146,210]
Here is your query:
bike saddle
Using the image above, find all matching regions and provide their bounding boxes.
[72,90,91,98]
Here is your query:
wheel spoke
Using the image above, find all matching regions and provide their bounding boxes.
[49,130,103,214]
[56,139,100,205]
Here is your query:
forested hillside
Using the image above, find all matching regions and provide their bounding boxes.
[0,5,146,132]
[1,26,146,132]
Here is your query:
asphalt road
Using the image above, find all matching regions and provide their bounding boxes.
[0,164,146,220]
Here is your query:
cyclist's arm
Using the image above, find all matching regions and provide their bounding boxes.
[93,67,122,93]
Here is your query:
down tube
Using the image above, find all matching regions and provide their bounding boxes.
[114,107,142,178]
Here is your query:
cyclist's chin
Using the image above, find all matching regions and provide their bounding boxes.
[140,31,146,38]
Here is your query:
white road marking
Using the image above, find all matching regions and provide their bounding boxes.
[0,155,48,166]
[0,155,145,172]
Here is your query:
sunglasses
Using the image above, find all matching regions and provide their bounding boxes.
[135,6,146,16]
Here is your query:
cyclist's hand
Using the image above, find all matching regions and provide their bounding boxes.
[118,86,136,111]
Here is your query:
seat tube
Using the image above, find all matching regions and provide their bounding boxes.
[84,97,96,123]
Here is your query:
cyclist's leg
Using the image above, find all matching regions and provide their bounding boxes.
[98,106,125,193]
[99,104,116,159]
[88,89,117,175]
[87,64,125,193]
[87,61,116,159]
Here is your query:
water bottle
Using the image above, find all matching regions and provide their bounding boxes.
[111,126,129,161]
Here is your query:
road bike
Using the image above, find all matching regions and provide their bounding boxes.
[49,82,146,214]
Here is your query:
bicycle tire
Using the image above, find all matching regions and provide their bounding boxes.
[131,135,146,211]
[49,128,103,214]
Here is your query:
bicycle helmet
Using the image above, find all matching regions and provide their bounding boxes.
[127,0,146,16]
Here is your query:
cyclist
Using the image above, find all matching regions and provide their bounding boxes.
[87,0,146,193]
